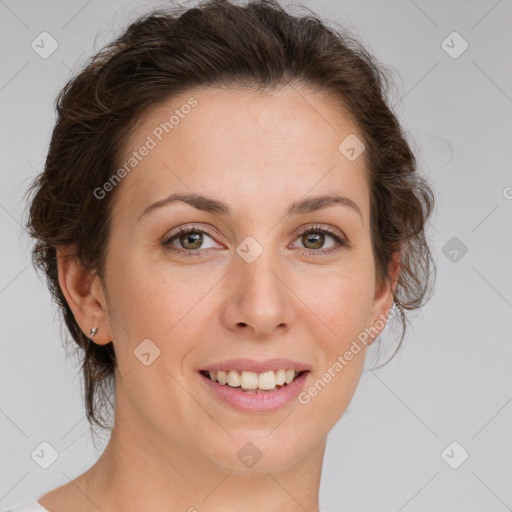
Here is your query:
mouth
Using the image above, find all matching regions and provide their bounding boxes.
[198,368,309,393]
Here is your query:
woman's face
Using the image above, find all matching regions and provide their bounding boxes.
[94,85,394,471]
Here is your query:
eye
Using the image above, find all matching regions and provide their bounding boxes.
[163,223,349,257]
[163,224,222,257]
[292,225,348,255]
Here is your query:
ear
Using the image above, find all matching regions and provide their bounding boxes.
[56,245,112,345]
[367,251,400,346]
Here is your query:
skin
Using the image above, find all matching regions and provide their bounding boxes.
[40,85,398,512]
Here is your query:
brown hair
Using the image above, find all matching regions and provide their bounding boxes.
[24,0,436,434]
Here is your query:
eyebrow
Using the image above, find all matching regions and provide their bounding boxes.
[137,192,363,222]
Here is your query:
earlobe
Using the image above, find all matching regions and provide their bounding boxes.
[56,245,112,345]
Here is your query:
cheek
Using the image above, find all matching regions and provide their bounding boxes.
[104,243,182,331]
[315,350,366,421]
[106,253,221,373]
[296,265,374,337]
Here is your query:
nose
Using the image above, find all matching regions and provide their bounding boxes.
[220,251,296,339]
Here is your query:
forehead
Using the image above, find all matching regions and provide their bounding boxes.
[111,85,369,225]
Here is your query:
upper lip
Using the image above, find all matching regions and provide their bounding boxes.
[199,358,311,373]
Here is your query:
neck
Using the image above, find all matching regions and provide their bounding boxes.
[79,381,326,512]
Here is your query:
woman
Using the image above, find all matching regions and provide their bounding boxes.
[15,0,435,510]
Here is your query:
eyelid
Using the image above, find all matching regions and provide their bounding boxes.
[164,223,222,242]
[296,223,348,242]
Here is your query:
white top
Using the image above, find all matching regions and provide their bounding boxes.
[3,501,49,512]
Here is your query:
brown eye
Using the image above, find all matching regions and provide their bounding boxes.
[163,225,220,256]
[163,224,348,258]
[293,226,348,255]
[177,231,203,250]
[301,231,326,250]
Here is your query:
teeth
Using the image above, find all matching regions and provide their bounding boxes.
[285,369,296,384]
[258,371,276,390]
[275,369,286,385]
[227,370,240,387]
[240,371,258,390]
[204,368,302,391]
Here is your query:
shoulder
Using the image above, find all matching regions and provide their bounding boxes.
[28,476,91,512]
[3,501,49,512]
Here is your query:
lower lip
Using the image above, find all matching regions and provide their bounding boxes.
[199,371,310,412]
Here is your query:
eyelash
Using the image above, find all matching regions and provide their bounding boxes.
[162,223,349,257]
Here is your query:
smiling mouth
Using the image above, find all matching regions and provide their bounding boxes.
[199,369,308,393]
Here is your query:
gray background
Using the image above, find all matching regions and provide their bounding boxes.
[1,0,511,511]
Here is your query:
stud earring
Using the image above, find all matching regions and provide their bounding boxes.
[90,326,98,338]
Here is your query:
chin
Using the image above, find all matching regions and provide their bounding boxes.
[200,428,322,473]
